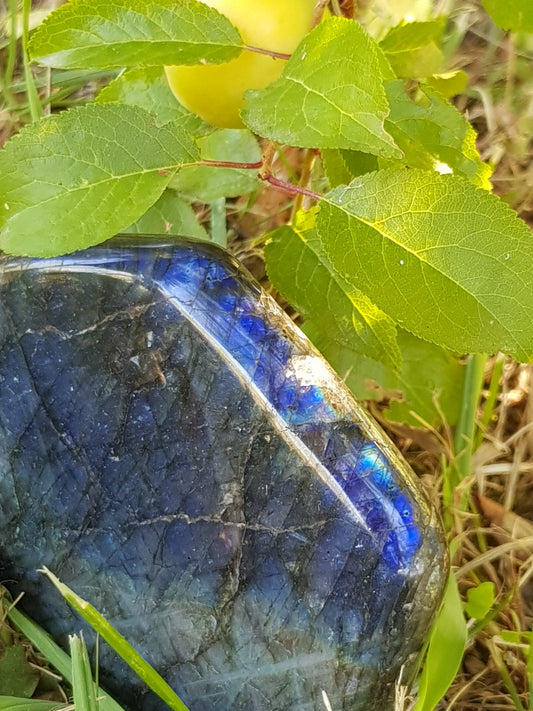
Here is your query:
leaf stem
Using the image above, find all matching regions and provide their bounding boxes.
[488,638,527,711]
[504,33,516,114]
[312,0,331,25]
[201,150,323,203]
[201,159,263,170]
[290,148,318,222]
[261,173,322,202]
[330,0,343,17]
[453,353,487,485]
[244,44,291,61]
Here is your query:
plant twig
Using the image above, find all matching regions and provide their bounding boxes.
[290,148,318,221]
[244,45,291,60]
[262,173,322,201]
[313,0,330,25]
[201,159,263,170]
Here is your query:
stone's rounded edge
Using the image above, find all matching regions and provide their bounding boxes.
[0,234,449,709]
[146,236,450,697]
[0,229,449,585]
[156,239,448,565]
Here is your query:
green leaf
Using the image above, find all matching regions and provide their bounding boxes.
[384,81,492,189]
[123,190,208,239]
[0,699,66,711]
[413,573,467,711]
[171,128,260,201]
[482,0,533,32]
[243,17,401,157]
[379,19,445,78]
[29,0,243,70]
[0,646,39,697]
[307,324,464,426]
[265,213,401,372]
[321,149,379,188]
[464,581,495,619]
[359,0,434,29]
[96,67,209,133]
[424,70,469,99]
[320,170,533,361]
[0,103,199,257]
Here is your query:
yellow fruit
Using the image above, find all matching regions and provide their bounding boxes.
[165,0,317,128]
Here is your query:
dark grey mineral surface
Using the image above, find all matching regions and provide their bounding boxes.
[0,237,448,710]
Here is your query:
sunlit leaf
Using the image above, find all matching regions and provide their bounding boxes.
[320,170,533,361]
[0,103,199,256]
[384,81,492,189]
[425,70,469,98]
[379,19,445,78]
[464,581,495,619]
[243,18,400,157]
[96,66,209,133]
[29,0,243,69]
[307,324,464,426]
[482,0,533,32]
[413,573,467,711]
[265,212,401,371]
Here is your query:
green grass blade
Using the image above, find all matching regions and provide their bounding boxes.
[70,634,99,711]
[2,0,18,108]
[475,353,504,449]
[210,197,227,247]
[21,0,43,122]
[6,600,124,711]
[0,698,67,711]
[453,352,487,485]
[40,568,191,711]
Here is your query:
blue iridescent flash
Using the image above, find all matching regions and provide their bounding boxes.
[27,240,421,571]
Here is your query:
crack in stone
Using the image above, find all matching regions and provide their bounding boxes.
[21,300,165,341]
[82,512,331,538]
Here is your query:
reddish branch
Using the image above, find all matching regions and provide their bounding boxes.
[198,156,323,203]
[261,173,322,201]
[201,159,263,170]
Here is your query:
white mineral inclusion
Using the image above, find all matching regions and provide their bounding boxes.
[287,354,333,388]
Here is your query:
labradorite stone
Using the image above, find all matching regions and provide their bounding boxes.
[0,238,447,711]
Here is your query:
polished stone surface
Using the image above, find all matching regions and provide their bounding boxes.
[0,238,447,710]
